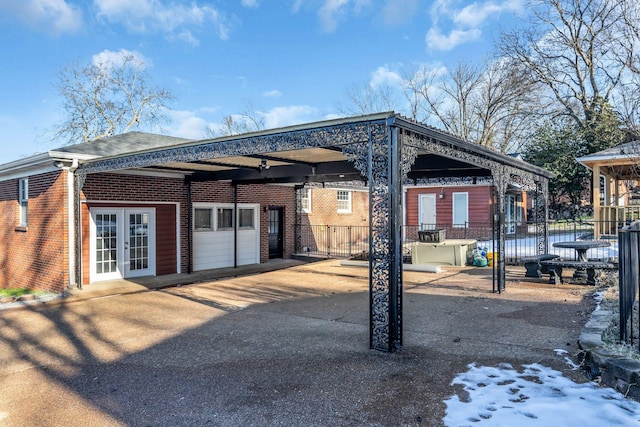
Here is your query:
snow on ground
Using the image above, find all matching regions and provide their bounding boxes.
[477,232,619,260]
[443,362,640,426]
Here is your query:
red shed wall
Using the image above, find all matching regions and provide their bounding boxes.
[405,185,494,225]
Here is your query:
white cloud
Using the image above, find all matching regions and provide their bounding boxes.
[241,0,259,8]
[317,0,349,33]
[426,0,524,52]
[173,30,199,46]
[92,49,151,69]
[426,27,482,51]
[454,0,524,28]
[260,105,320,129]
[262,90,282,98]
[377,0,419,28]
[93,0,231,42]
[167,110,209,139]
[0,0,83,34]
[370,66,403,89]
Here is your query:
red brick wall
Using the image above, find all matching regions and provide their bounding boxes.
[191,182,296,262]
[302,188,369,226]
[82,174,297,279]
[0,172,68,292]
[81,173,187,282]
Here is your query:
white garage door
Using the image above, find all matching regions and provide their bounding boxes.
[192,203,260,271]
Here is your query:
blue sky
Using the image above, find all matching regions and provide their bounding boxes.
[0,0,526,164]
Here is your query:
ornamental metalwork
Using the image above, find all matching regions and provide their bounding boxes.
[342,124,406,351]
[77,121,383,177]
[403,133,503,172]
[69,112,551,353]
[411,176,493,187]
[533,181,549,254]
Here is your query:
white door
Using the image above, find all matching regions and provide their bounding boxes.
[419,194,437,230]
[90,208,156,282]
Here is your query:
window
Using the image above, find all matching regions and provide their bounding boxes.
[300,188,311,213]
[194,208,213,230]
[195,205,256,231]
[238,208,254,229]
[18,178,28,226]
[217,208,234,230]
[452,192,469,227]
[337,190,352,213]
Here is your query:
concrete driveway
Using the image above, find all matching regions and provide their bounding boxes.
[0,260,596,426]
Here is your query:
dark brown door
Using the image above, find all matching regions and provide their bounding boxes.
[268,207,284,259]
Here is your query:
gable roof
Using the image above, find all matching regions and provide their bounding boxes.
[576,140,640,166]
[50,131,194,158]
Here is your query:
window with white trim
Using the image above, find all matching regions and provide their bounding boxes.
[194,208,213,230]
[18,178,28,226]
[194,205,256,231]
[238,208,255,229]
[337,190,352,213]
[452,192,469,227]
[300,188,311,213]
[217,208,234,230]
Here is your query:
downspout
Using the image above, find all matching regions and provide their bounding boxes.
[60,159,79,289]
[187,180,193,274]
[233,183,238,268]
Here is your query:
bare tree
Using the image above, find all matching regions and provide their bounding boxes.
[498,0,637,133]
[473,59,545,153]
[336,81,398,116]
[208,103,266,137]
[53,53,173,144]
[403,60,541,153]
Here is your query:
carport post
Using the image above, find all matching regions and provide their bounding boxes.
[368,121,403,352]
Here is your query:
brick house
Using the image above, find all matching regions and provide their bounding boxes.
[0,132,296,293]
[298,177,528,240]
[0,113,551,306]
[0,113,552,352]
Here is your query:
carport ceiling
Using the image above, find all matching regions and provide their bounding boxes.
[144,147,491,184]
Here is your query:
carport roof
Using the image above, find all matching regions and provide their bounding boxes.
[61,112,551,184]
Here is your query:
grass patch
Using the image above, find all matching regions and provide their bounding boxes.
[0,288,50,298]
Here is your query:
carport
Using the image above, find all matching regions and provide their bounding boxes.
[73,112,552,352]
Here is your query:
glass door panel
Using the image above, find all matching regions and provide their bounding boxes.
[125,210,155,278]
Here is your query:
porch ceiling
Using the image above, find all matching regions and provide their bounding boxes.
[139,147,493,184]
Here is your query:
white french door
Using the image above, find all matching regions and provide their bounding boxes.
[90,208,156,282]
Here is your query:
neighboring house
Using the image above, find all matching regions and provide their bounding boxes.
[299,185,369,226]
[298,177,528,236]
[404,177,528,234]
[0,132,296,293]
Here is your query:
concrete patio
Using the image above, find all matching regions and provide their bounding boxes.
[0,260,598,426]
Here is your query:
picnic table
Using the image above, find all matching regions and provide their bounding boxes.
[552,240,611,280]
